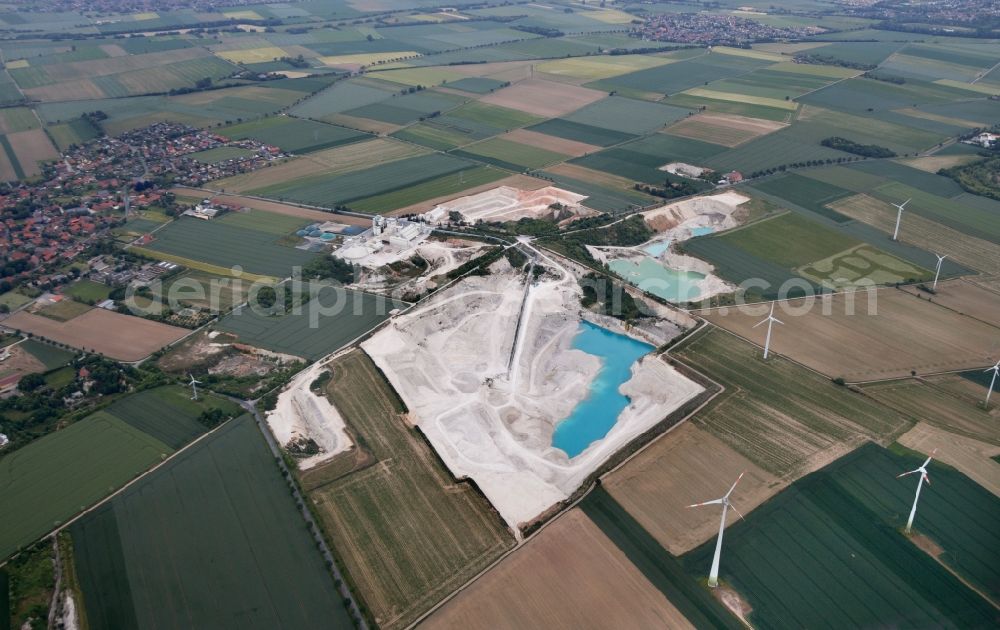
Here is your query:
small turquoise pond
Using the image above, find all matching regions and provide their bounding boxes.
[643,241,671,257]
[691,226,715,237]
[551,321,653,458]
[608,257,706,303]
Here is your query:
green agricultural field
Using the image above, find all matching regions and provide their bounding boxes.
[704,130,850,174]
[541,170,656,213]
[215,286,401,360]
[349,165,506,214]
[444,77,507,94]
[36,299,91,322]
[671,329,911,477]
[104,385,238,450]
[153,269,247,311]
[683,444,999,628]
[0,412,168,560]
[63,279,112,303]
[70,416,353,630]
[751,173,854,222]
[869,182,1000,244]
[216,208,309,235]
[665,92,793,122]
[309,351,513,630]
[188,146,255,164]
[454,137,568,171]
[343,90,466,125]
[590,53,771,96]
[17,339,75,370]
[527,119,637,148]
[391,120,479,150]
[560,96,691,135]
[799,76,983,114]
[569,132,723,185]
[141,216,318,278]
[249,152,478,208]
[0,290,32,310]
[220,116,371,154]
[446,101,543,131]
[289,77,398,119]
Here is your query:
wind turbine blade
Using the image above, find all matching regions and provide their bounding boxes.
[923,473,931,486]
[725,471,746,498]
[922,449,936,468]
[687,498,724,508]
[897,469,921,478]
[730,503,747,522]
[753,318,769,328]
[771,317,784,325]
[901,198,911,209]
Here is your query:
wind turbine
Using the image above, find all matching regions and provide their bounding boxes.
[688,471,745,588]
[187,373,202,401]
[753,303,783,360]
[932,253,947,290]
[984,359,1000,408]
[897,449,936,534]
[891,199,910,241]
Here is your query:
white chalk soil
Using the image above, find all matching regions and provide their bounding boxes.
[590,192,750,302]
[266,362,353,469]
[363,253,703,532]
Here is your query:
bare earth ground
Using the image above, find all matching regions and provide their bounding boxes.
[450,60,535,83]
[170,186,371,226]
[697,289,999,381]
[898,155,980,173]
[899,278,1000,328]
[829,193,1000,276]
[3,309,187,361]
[897,422,1000,498]
[7,128,59,177]
[665,112,786,147]
[479,78,606,118]
[500,128,602,157]
[0,342,46,378]
[386,174,550,217]
[602,422,783,555]
[422,508,695,630]
[325,113,402,135]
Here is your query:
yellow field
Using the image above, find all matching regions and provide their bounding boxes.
[682,87,799,110]
[582,7,639,23]
[368,66,465,87]
[934,78,999,95]
[769,61,859,79]
[535,54,673,82]
[712,46,785,62]
[215,46,288,64]
[895,107,985,128]
[665,111,786,146]
[132,11,158,20]
[898,155,980,173]
[223,9,264,20]
[5,59,28,69]
[319,52,420,67]
[7,128,59,177]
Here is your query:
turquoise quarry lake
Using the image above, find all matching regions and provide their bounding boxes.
[608,257,706,303]
[551,321,653,458]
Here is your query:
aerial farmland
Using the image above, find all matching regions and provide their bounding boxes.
[1,0,999,628]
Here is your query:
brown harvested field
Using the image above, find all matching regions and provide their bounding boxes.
[24,79,106,102]
[602,423,783,555]
[6,128,58,176]
[170,187,372,226]
[479,78,605,118]
[99,43,128,57]
[3,309,188,361]
[862,375,998,446]
[899,278,1000,327]
[422,509,695,630]
[385,173,550,216]
[898,155,980,173]
[665,112,786,147]
[211,139,427,192]
[697,289,1000,381]
[500,128,601,157]
[897,422,1000,497]
[829,193,1000,275]
[545,162,642,191]
[451,60,535,82]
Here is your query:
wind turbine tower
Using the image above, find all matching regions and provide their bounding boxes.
[984,359,1000,408]
[932,253,947,290]
[891,199,910,241]
[897,450,936,534]
[753,303,783,360]
[188,373,202,401]
[688,471,745,587]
